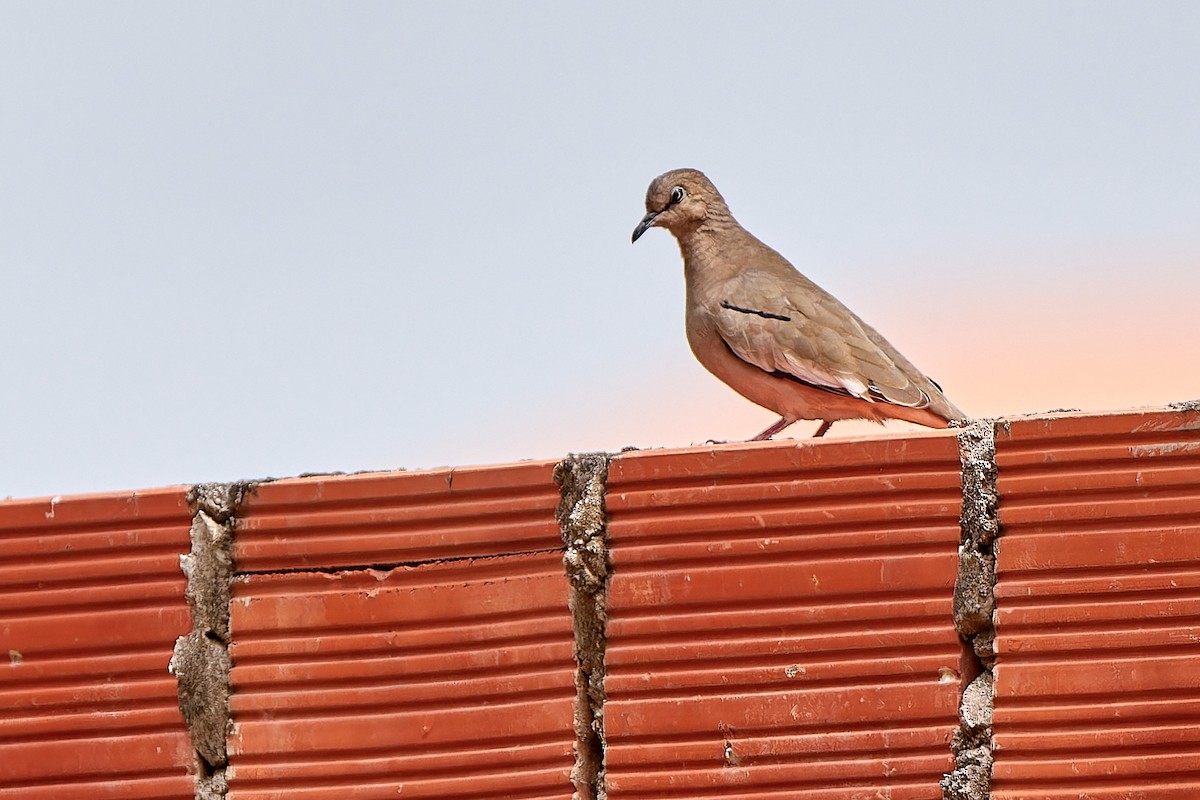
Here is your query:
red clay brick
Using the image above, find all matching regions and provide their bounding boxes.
[226,464,577,798]
[603,433,964,799]
[993,406,1200,798]
[0,488,195,799]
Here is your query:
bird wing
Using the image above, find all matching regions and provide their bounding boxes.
[711,270,934,409]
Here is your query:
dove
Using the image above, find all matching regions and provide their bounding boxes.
[632,168,965,440]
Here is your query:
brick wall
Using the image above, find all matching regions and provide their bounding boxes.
[1,404,1198,799]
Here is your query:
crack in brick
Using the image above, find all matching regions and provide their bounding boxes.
[231,546,564,578]
[554,453,611,800]
[169,482,251,800]
[944,421,999,800]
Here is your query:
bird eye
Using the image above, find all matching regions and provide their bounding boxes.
[670,186,686,205]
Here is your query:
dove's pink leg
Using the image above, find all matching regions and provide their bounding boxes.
[749,417,793,441]
[750,418,834,441]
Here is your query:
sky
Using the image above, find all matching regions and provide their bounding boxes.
[3,3,1199,499]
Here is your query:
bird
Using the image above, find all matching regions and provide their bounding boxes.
[632,168,965,441]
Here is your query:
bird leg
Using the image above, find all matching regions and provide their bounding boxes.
[749,417,794,441]
[812,420,833,438]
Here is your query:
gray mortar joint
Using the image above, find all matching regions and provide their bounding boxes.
[169,482,251,800]
[943,420,1000,800]
[554,454,611,800]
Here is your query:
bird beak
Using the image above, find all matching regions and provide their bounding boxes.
[631,211,660,243]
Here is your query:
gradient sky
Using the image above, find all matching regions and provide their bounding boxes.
[3,3,1199,499]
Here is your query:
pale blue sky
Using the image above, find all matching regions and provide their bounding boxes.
[3,3,1199,498]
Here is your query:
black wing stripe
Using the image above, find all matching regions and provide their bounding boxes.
[720,301,791,322]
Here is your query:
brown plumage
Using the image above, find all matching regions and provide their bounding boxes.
[632,168,965,440]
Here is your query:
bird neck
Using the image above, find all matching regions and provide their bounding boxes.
[675,212,741,261]
[677,222,761,307]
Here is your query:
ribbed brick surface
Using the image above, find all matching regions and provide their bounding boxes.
[992,407,1200,798]
[8,407,1200,798]
[226,468,577,800]
[603,434,965,799]
[234,463,560,572]
[0,488,195,800]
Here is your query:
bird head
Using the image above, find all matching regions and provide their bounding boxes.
[632,168,727,243]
